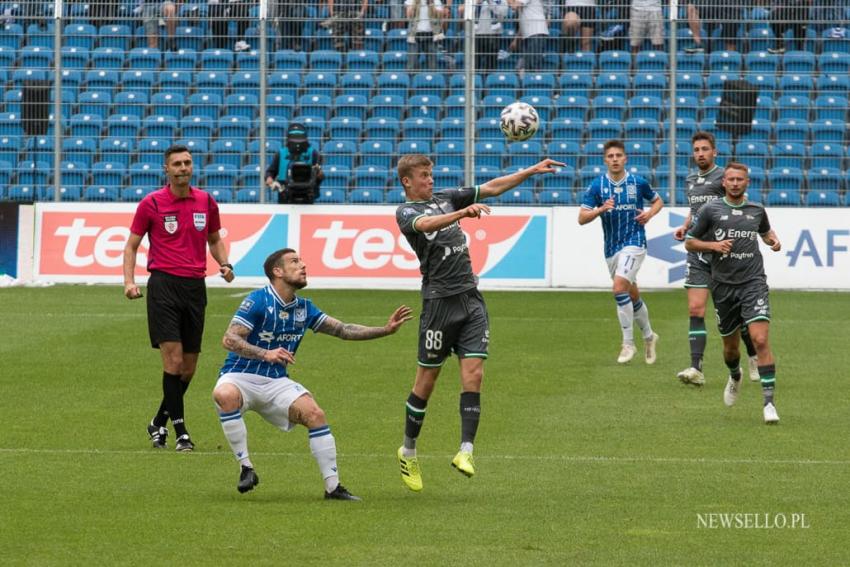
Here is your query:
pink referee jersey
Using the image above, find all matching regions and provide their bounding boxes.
[129,185,222,279]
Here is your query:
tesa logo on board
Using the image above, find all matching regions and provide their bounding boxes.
[38,211,275,276]
[300,213,532,278]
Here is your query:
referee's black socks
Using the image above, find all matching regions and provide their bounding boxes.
[162,371,188,437]
[153,376,191,428]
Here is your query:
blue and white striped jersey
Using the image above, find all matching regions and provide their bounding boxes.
[219,285,327,379]
[580,173,659,258]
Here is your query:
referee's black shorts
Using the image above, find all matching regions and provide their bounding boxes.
[146,270,207,353]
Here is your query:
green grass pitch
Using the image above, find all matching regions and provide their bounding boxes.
[2,286,849,565]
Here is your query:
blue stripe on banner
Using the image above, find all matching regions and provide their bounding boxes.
[309,426,331,438]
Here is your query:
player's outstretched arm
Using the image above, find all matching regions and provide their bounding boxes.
[478,158,565,199]
[413,204,492,233]
[317,305,413,340]
[222,323,295,365]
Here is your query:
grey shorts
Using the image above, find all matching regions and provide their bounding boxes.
[630,7,664,46]
[684,251,712,288]
[711,279,771,337]
[417,289,490,367]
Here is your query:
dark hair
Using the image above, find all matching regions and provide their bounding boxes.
[603,139,625,154]
[164,144,191,163]
[724,161,749,176]
[691,131,716,149]
[397,154,433,186]
[263,248,296,281]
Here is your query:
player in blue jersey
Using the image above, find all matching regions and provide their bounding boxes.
[579,139,664,364]
[212,248,413,498]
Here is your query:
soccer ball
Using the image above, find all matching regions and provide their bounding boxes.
[500,101,540,142]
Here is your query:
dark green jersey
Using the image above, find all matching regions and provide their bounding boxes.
[687,198,772,286]
[396,186,479,298]
[685,165,725,218]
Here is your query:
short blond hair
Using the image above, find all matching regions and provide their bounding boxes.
[397,154,433,185]
[724,161,749,176]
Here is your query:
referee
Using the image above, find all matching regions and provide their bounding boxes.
[123,144,235,451]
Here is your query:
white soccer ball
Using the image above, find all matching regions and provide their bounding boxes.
[499,101,540,142]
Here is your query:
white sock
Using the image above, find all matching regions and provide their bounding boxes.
[460,442,473,454]
[633,298,654,339]
[309,426,339,493]
[614,293,634,344]
[219,410,252,468]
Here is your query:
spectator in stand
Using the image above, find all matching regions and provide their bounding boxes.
[276,0,306,51]
[141,0,178,51]
[90,0,118,26]
[405,0,449,71]
[330,0,369,51]
[599,0,629,46]
[507,0,549,75]
[458,0,508,72]
[562,0,597,54]
[767,0,812,54]
[813,0,847,39]
[210,0,254,52]
[684,1,742,54]
[629,0,663,56]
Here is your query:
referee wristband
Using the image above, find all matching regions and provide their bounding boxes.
[221,263,233,270]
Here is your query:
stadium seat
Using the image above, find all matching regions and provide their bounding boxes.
[707,72,742,98]
[433,165,463,188]
[20,45,53,68]
[324,140,358,170]
[180,115,215,142]
[817,73,850,95]
[484,73,519,98]
[157,71,192,97]
[547,141,581,169]
[623,141,653,169]
[380,50,407,71]
[218,115,253,140]
[210,139,246,168]
[805,190,842,207]
[231,72,261,96]
[315,188,346,203]
[783,50,816,74]
[779,74,814,98]
[128,162,161,188]
[551,95,587,122]
[550,118,583,143]
[265,116,289,140]
[475,141,504,169]
[443,95,468,120]
[402,117,436,141]
[84,185,120,201]
[268,71,301,95]
[810,142,846,170]
[142,115,177,139]
[62,137,96,168]
[770,142,806,169]
[42,185,83,202]
[69,114,103,139]
[765,189,800,206]
[507,141,542,169]
[268,94,295,120]
[599,50,630,71]
[628,96,662,122]
[540,165,576,193]
[54,161,88,187]
[709,50,742,73]
[238,164,262,190]
[234,188,260,203]
[98,25,131,50]
[76,91,111,120]
[591,95,626,121]
[376,72,410,98]
[500,189,535,205]
[346,50,379,72]
[120,70,155,97]
[99,138,133,168]
[340,72,375,98]
[364,116,399,141]
[475,117,502,141]
[113,92,148,119]
[235,50,260,71]
[359,141,394,169]
[328,117,363,142]
[775,95,810,121]
[151,93,184,120]
[748,73,777,98]
[92,47,124,69]
[353,165,389,192]
[448,73,482,97]
[768,167,804,192]
[434,142,464,170]
[292,116,325,141]
[203,164,238,189]
[61,46,89,70]
[738,118,770,144]
[398,140,430,156]
[818,51,850,75]
[520,95,552,123]
[322,165,351,193]
[386,188,406,203]
[165,48,198,70]
[624,118,659,144]
[368,95,404,121]
[538,189,574,205]
[6,185,37,201]
[222,94,257,120]
[0,23,23,51]
[91,161,126,186]
[635,50,667,71]
[521,72,556,98]
[136,138,169,165]
[412,73,447,99]
[200,48,234,70]
[595,73,629,100]
[208,188,233,203]
[174,26,204,52]
[121,187,153,202]
[675,73,704,100]
[807,167,844,194]
[309,50,343,71]
[588,118,622,141]
[811,119,846,144]
[632,73,667,99]
[407,95,442,121]
[558,73,593,100]
[482,94,512,120]
[579,164,606,188]
[562,51,596,73]
[127,47,161,70]
[349,188,385,204]
[12,69,48,88]
[474,165,499,184]
[813,94,848,121]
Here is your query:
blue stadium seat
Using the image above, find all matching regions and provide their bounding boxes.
[768,167,804,192]
[816,73,850,95]
[563,51,596,73]
[350,188,385,204]
[677,50,706,73]
[540,165,576,193]
[434,142,464,170]
[599,50,630,71]
[136,138,169,164]
[579,164,606,187]
[398,140,430,156]
[550,117,583,142]
[632,73,667,99]
[200,48,233,70]
[558,73,593,100]
[157,71,192,97]
[230,71,260,96]
[222,93,257,120]
[0,23,24,50]
[235,50,260,71]
[386,187,406,204]
[127,47,161,69]
[375,71,410,99]
[111,92,146,120]
[61,46,89,69]
[362,27,384,52]
[297,94,332,120]
[0,46,15,70]
[443,95,468,120]
[591,95,626,121]
[127,162,160,188]
[174,26,204,51]
[474,165,499,185]
[273,50,306,71]
[180,115,214,142]
[62,137,96,167]
[774,118,809,144]
[709,50,742,73]
[177,138,208,156]
[84,185,120,201]
[500,188,535,205]
[412,72,447,98]
[475,141,504,168]
[810,142,846,170]
[218,115,253,139]
[433,165,463,188]
[309,49,343,71]
[25,136,54,164]
[165,48,198,71]
[142,115,177,139]
[84,69,119,94]
[521,72,556,98]
[150,92,184,119]
[775,95,810,121]
[407,95,442,121]
[519,95,552,123]
[12,69,47,88]
[554,95,588,121]
[301,71,337,98]
[204,164,238,189]
[268,71,300,95]
[346,50,379,71]
[805,189,842,207]
[624,141,653,168]
[547,141,581,168]
[6,185,38,202]
[635,50,667,71]
[99,137,132,167]
[322,165,351,193]
[595,73,629,99]
[380,50,407,71]
[41,185,82,201]
[484,72,519,98]
[323,140,358,170]
[119,70,155,97]
[267,94,295,120]
[340,72,375,98]
[811,118,846,144]
[353,165,389,192]
[368,95,405,121]
[822,27,850,55]
[475,117,502,141]
[91,161,125,186]
[765,189,800,206]
[0,136,20,165]
[55,161,88,187]
[675,73,704,99]
[237,164,262,190]
[328,117,363,142]
[624,118,659,144]
[234,188,260,203]
[208,188,233,203]
[482,94,512,120]
[402,117,436,141]
[265,116,289,140]
[121,187,153,202]
[98,24,131,50]
[707,72,742,98]
[736,142,769,170]
[359,141,394,169]
[448,73,481,97]
[76,91,111,120]
[807,167,844,194]
[210,139,246,168]
[747,27,774,52]
[818,51,850,75]
[538,188,574,205]
[69,114,102,139]
[91,46,124,69]
[507,141,542,169]
[779,73,814,98]
[587,118,622,141]
[20,45,53,68]
[364,116,399,141]
[813,94,848,121]
[738,118,770,144]
[183,93,219,120]
[782,50,816,74]
[315,188,346,203]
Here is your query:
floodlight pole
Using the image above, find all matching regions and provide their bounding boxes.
[668,0,678,206]
[53,0,63,201]
[463,0,475,186]
[258,0,269,203]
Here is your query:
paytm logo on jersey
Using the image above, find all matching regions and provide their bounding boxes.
[646,211,689,283]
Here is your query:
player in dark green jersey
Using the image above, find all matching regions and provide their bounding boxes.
[674,132,760,386]
[685,162,783,424]
[394,153,563,491]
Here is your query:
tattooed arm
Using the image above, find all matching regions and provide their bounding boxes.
[317,305,413,340]
[222,323,295,366]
